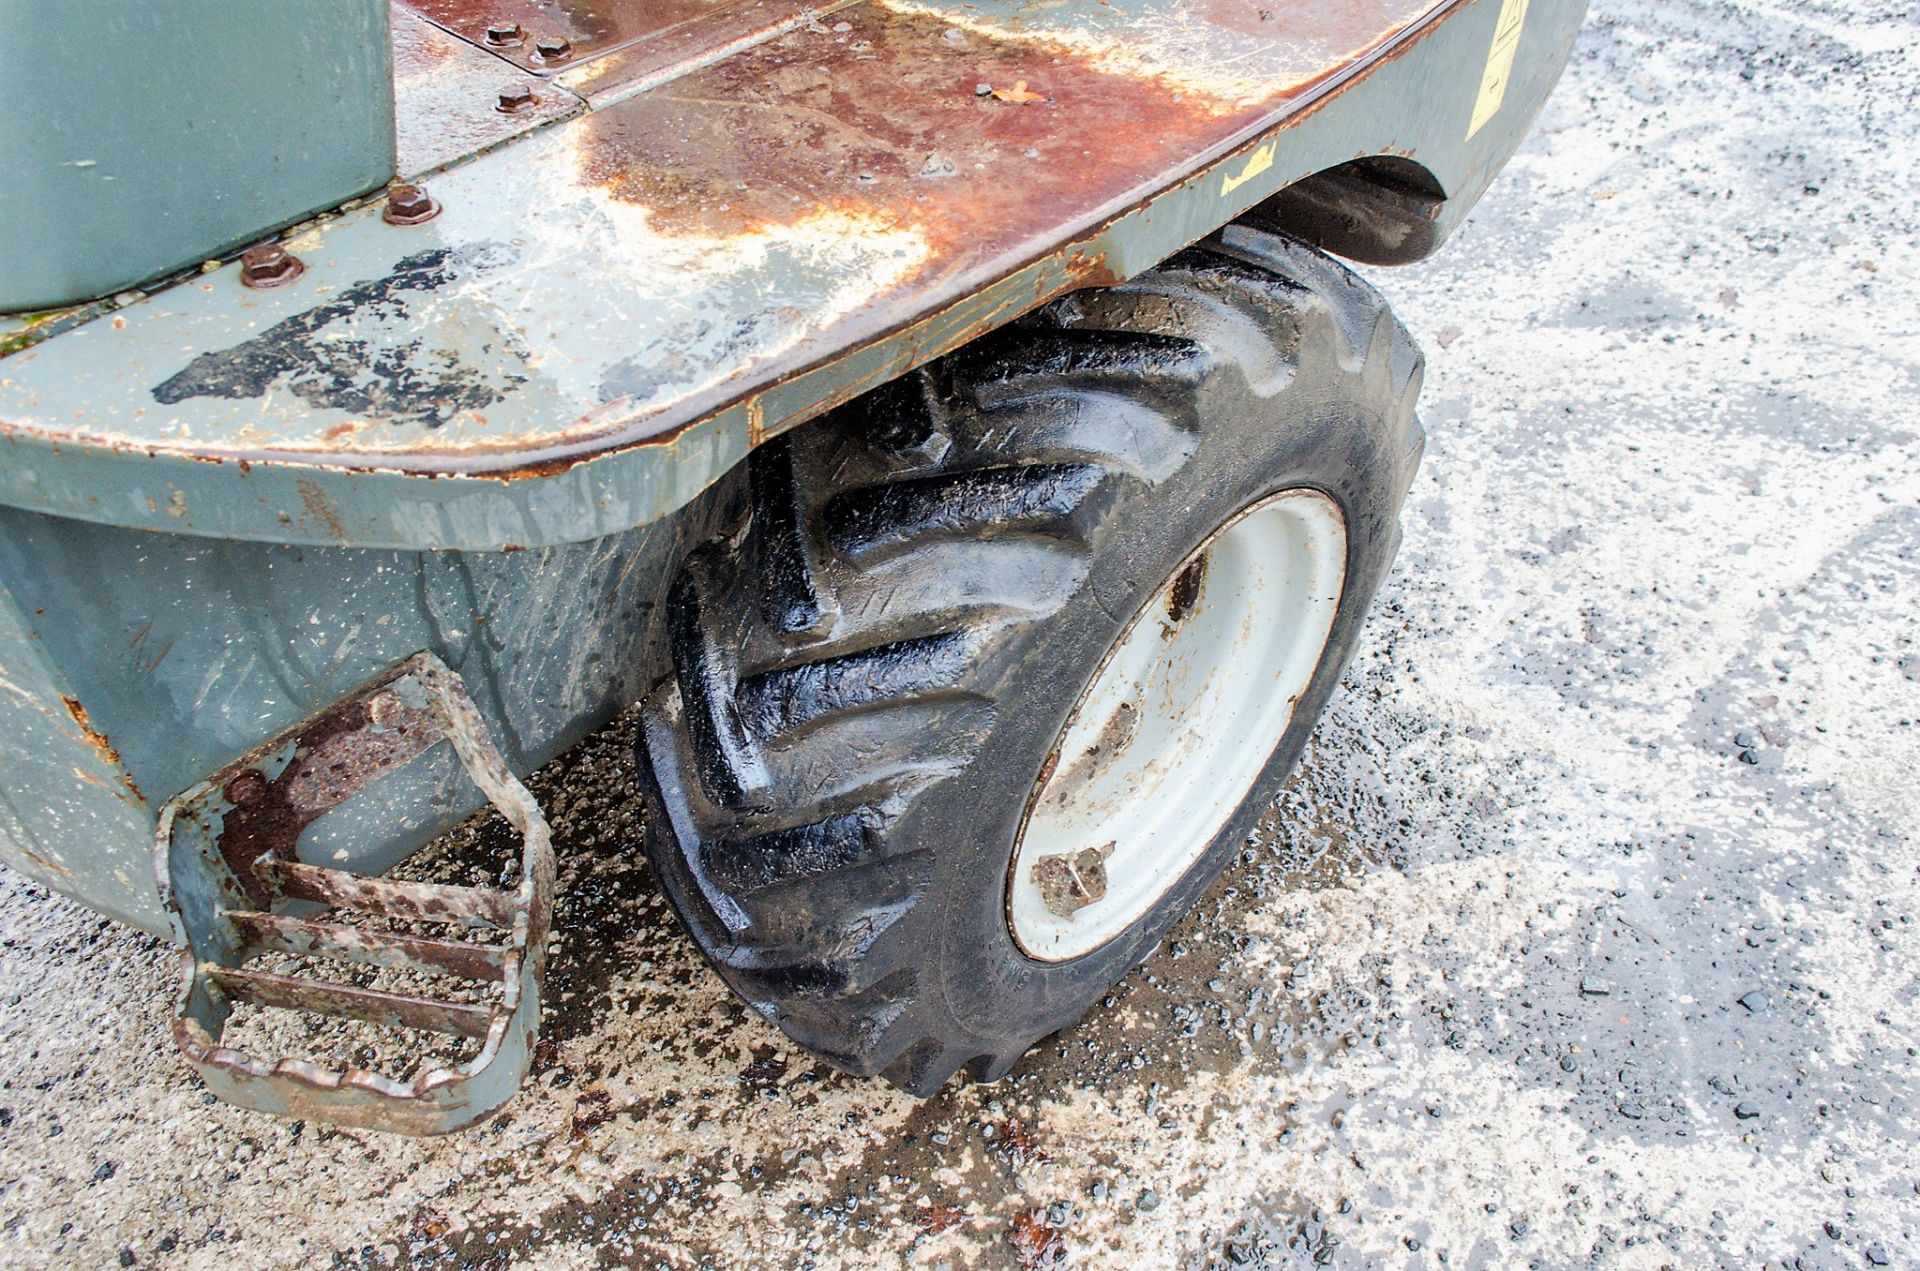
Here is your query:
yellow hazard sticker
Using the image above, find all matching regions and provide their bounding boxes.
[1221,141,1276,199]
[1468,0,1531,139]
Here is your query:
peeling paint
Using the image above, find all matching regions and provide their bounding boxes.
[152,245,528,431]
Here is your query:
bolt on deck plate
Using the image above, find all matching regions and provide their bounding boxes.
[154,652,555,1135]
[401,0,838,77]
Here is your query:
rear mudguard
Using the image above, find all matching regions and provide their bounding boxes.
[0,0,1584,555]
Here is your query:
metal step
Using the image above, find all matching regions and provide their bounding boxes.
[227,911,509,980]
[258,859,515,930]
[155,654,555,1136]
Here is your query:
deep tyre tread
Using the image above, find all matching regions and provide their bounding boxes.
[638,225,1424,1094]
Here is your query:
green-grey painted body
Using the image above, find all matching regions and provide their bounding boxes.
[0,0,396,313]
[0,0,1584,933]
[0,499,719,931]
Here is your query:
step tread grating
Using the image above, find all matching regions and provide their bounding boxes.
[207,965,498,1041]
[230,909,511,981]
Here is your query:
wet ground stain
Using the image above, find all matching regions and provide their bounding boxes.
[334,708,1386,1271]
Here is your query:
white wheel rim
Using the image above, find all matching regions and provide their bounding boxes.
[1006,488,1347,962]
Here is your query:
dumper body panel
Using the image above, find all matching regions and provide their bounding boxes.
[0,0,1582,1022]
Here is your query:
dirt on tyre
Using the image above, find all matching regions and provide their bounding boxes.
[636,224,1425,1095]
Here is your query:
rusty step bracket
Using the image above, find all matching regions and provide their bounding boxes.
[154,653,555,1135]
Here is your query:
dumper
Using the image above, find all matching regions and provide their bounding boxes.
[0,0,1584,1132]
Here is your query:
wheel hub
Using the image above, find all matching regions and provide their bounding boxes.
[1007,488,1348,961]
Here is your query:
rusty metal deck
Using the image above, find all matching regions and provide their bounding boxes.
[0,0,1586,550]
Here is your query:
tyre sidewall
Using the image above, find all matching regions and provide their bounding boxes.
[910,343,1410,1048]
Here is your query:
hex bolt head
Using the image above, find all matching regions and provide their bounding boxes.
[367,691,405,728]
[382,182,442,226]
[533,32,572,60]
[238,243,305,289]
[495,82,537,113]
[484,21,524,45]
[223,770,268,807]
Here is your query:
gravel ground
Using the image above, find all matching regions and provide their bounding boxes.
[4,1,1918,1267]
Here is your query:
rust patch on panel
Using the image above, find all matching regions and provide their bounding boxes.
[554,0,1451,328]
[1166,551,1209,624]
[472,410,713,480]
[554,0,868,98]
[59,694,144,800]
[1032,842,1115,919]
[878,0,1436,107]
[60,695,123,768]
[212,681,444,907]
[18,846,74,880]
[296,480,350,542]
[574,9,1232,250]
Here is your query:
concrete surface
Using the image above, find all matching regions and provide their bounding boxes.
[2,0,1917,1266]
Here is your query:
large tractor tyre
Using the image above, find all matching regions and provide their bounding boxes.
[636,225,1424,1095]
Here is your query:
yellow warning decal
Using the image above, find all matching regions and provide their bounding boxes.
[1221,141,1276,199]
[1468,0,1531,139]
